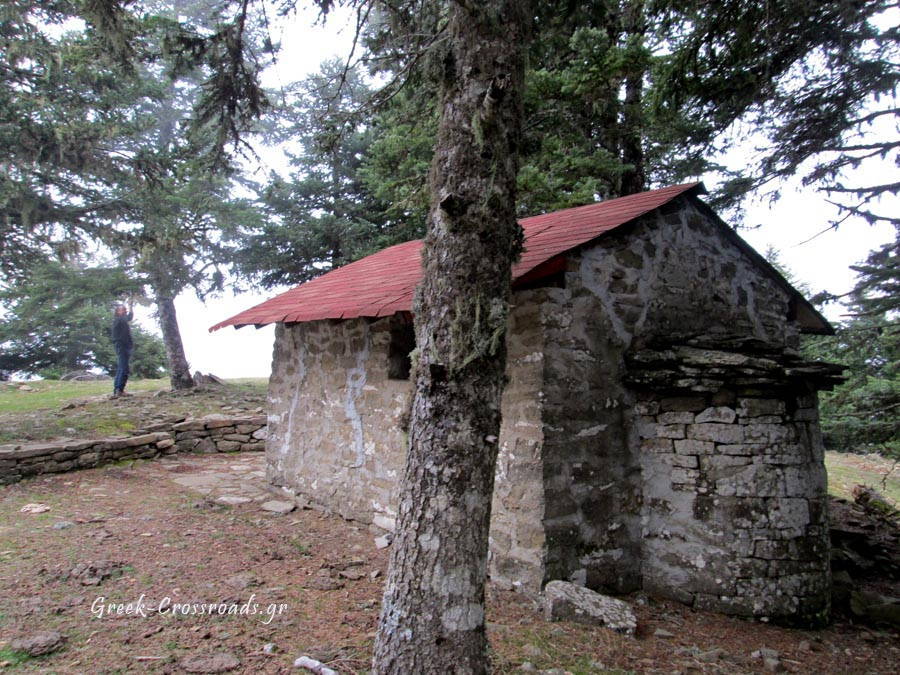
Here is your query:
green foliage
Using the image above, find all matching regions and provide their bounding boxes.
[360,87,435,240]
[357,1,756,219]
[0,0,155,279]
[802,236,899,458]
[358,0,897,225]
[654,0,898,222]
[233,61,401,288]
[0,261,167,379]
[1,1,271,387]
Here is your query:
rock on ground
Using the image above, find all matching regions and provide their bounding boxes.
[294,656,338,674]
[542,580,637,635]
[11,631,65,656]
[304,576,344,591]
[261,500,296,514]
[216,495,252,506]
[223,572,256,591]
[68,560,125,586]
[20,503,51,514]
[179,652,240,673]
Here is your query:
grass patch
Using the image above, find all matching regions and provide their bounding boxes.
[0,377,268,443]
[0,646,35,666]
[222,378,269,394]
[826,451,900,505]
[0,379,169,414]
[290,538,312,556]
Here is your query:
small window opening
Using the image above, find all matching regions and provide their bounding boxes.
[388,314,416,380]
[514,269,566,290]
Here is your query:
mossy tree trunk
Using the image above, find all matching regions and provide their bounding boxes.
[372,1,529,673]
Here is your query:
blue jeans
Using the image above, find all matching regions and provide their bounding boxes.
[114,343,132,392]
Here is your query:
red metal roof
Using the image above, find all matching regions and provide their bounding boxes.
[211,183,703,331]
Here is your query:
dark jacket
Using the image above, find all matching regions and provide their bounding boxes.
[111,311,133,349]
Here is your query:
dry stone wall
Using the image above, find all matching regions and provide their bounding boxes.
[266,318,410,528]
[170,414,267,454]
[0,414,266,484]
[489,289,554,593]
[268,296,557,593]
[636,391,830,625]
[522,194,810,598]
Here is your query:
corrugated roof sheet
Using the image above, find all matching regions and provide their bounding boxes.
[211,183,705,331]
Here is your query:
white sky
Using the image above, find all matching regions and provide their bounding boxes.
[130,7,897,379]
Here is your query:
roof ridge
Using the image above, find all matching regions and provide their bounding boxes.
[210,182,704,331]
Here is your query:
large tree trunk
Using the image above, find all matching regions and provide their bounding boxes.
[154,291,194,390]
[372,1,529,673]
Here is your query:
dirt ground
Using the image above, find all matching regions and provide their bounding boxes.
[1,453,898,674]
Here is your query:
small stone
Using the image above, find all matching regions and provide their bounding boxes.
[224,573,256,591]
[261,500,296,515]
[653,628,674,638]
[338,569,365,581]
[751,648,779,660]
[216,496,252,506]
[202,414,234,429]
[216,441,242,452]
[68,560,125,586]
[518,663,537,672]
[304,576,344,591]
[294,655,338,674]
[20,503,51,514]
[798,640,811,652]
[764,657,785,672]
[179,652,241,673]
[53,521,75,530]
[695,406,737,424]
[10,631,65,656]
[542,581,636,635]
[522,644,544,658]
[698,648,724,662]
[374,535,392,549]
[263,643,277,654]
[369,570,381,581]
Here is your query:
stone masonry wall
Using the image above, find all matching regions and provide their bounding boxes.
[0,414,266,485]
[636,390,830,625]
[267,295,558,593]
[517,195,831,624]
[264,194,832,624]
[266,318,410,529]
[489,289,553,592]
[537,284,643,594]
[523,194,806,596]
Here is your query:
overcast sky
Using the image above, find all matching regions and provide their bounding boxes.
[131,6,897,379]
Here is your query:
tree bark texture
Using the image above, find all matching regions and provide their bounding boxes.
[372,1,529,673]
[155,293,194,390]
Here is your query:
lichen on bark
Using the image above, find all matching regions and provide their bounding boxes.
[372,1,530,673]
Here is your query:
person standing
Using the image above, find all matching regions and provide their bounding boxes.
[111,302,133,398]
